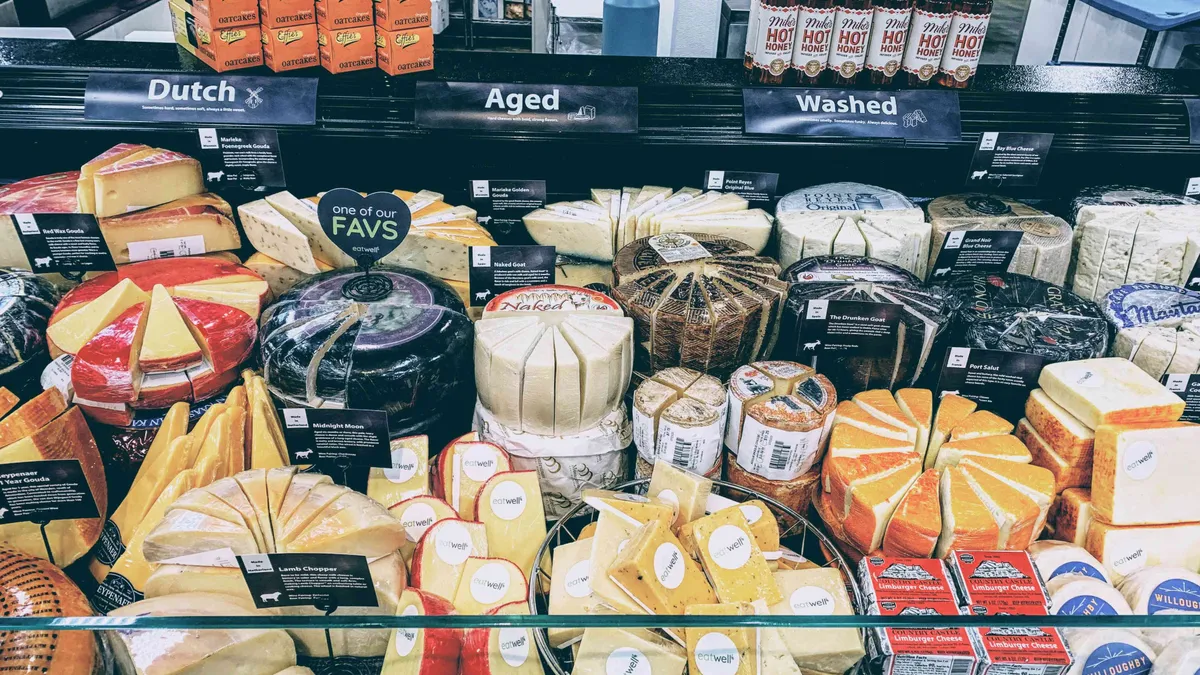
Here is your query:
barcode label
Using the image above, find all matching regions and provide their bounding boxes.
[127,235,206,262]
[653,417,722,475]
[950,660,972,675]
[768,440,791,471]
[736,417,823,481]
[673,438,694,466]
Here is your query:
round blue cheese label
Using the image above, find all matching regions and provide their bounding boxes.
[1103,282,1200,329]
[1049,561,1107,582]
[1147,578,1200,614]
[1081,642,1152,675]
[1055,595,1119,616]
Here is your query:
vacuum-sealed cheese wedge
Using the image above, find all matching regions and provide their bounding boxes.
[608,518,716,615]
[389,495,456,565]
[1091,422,1200,526]
[685,603,756,675]
[435,439,511,518]
[646,459,713,531]
[381,589,460,675]
[367,436,430,509]
[690,507,781,605]
[1026,388,1094,464]
[547,538,598,648]
[452,557,527,615]
[476,471,547,580]
[1052,488,1096,547]
[768,568,865,674]
[573,625,686,675]
[460,602,543,675]
[1087,520,1200,583]
[410,518,488,601]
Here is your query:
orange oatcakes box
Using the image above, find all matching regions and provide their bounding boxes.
[317,0,372,28]
[170,0,262,72]
[373,0,430,31]
[318,24,376,73]
[191,0,258,27]
[260,0,314,27]
[375,26,432,75]
[262,23,319,71]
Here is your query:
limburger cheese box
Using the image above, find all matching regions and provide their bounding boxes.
[261,23,319,71]
[260,0,314,28]
[169,0,263,72]
[375,26,432,75]
[191,0,258,28]
[373,0,430,31]
[317,0,371,28]
[318,24,376,73]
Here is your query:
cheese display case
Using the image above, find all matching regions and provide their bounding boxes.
[3,39,1200,675]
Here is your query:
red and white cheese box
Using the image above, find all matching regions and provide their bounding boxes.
[950,551,1074,674]
[857,556,981,675]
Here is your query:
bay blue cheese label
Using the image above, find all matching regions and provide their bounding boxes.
[967,131,1053,187]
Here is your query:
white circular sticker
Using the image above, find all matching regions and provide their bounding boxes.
[693,632,740,675]
[435,521,473,565]
[1123,441,1158,481]
[605,648,651,675]
[469,562,512,605]
[489,481,527,521]
[790,586,836,615]
[498,627,530,667]
[462,445,499,482]
[1112,546,1148,576]
[386,447,420,483]
[654,543,686,589]
[393,605,419,657]
[707,524,751,570]
[400,503,438,543]
[565,560,592,598]
[617,538,630,556]
[657,489,680,516]
[739,504,763,525]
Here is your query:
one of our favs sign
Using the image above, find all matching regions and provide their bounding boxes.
[84,73,318,125]
[414,82,638,133]
[743,88,961,141]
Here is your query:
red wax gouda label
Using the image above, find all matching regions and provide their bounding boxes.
[949,550,1051,615]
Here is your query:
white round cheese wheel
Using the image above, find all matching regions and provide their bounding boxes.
[1049,576,1132,616]
[1029,540,1111,585]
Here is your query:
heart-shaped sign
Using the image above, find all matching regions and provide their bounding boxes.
[318,188,412,269]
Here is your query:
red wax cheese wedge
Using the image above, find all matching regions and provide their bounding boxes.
[172,297,256,376]
[383,589,462,675]
[71,302,148,403]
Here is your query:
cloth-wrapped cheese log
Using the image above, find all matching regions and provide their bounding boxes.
[632,367,726,475]
[612,233,786,379]
[1104,282,1200,380]
[934,272,1109,365]
[926,194,1073,285]
[1070,185,1200,302]
[780,256,950,397]
[775,182,930,277]
[260,266,473,439]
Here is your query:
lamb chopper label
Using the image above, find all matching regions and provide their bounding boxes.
[318,188,412,269]
[238,553,377,609]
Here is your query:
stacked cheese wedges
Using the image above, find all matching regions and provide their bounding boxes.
[1104,282,1200,380]
[926,194,1073,284]
[90,374,291,613]
[555,461,863,675]
[474,285,633,436]
[0,144,240,272]
[1070,185,1200,303]
[1028,358,1199,583]
[723,361,837,514]
[45,257,267,425]
[774,182,930,277]
[1,547,100,675]
[0,387,107,567]
[817,388,1058,559]
[612,233,787,379]
[239,189,493,306]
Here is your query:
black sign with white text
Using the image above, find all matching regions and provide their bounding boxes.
[238,553,377,610]
[936,347,1044,422]
[1165,374,1200,423]
[469,180,546,242]
[12,214,115,274]
[743,88,961,141]
[704,171,779,205]
[415,82,638,133]
[196,128,286,193]
[469,245,556,306]
[967,132,1053,186]
[1186,257,1200,293]
[281,408,391,472]
[0,460,100,525]
[798,300,901,356]
[84,73,317,125]
[930,230,1024,279]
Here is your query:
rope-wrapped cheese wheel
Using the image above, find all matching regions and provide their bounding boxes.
[0,547,97,675]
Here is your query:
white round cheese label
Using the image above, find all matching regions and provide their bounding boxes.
[1123,441,1158,481]
[387,447,420,483]
[400,503,438,543]
[790,586,836,615]
[606,648,651,675]
[708,524,751,570]
[1112,546,1148,576]
[694,632,740,675]
[657,489,680,509]
[654,542,686,590]
[462,445,499,482]
[489,480,527,521]
[435,521,473,565]
[565,560,592,598]
[470,562,512,605]
[394,605,419,657]
[617,539,630,556]
[498,627,530,667]
[739,504,763,525]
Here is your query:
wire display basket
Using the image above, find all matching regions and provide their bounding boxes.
[526,477,868,675]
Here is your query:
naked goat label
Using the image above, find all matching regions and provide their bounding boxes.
[468,245,556,306]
